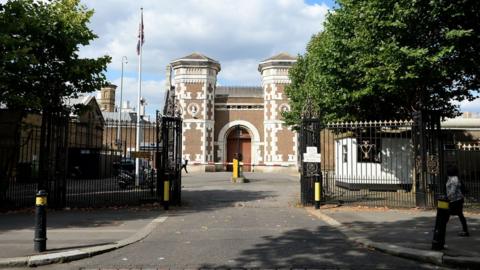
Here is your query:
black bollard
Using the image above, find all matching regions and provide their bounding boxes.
[314,174,321,209]
[432,196,450,250]
[34,190,48,252]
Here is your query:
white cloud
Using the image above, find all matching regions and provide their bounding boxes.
[1,0,329,115]
[78,0,329,116]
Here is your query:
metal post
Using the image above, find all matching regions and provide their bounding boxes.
[314,173,321,209]
[163,180,169,210]
[34,190,47,252]
[117,56,127,147]
[414,111,427,208]
[232,159,239,180]
[135,8,144,186]
[432,196,450,250]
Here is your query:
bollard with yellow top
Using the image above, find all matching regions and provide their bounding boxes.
[432,196,450,250]
[232,159,239,179]
[231,155,247,183]
[314,174,321,209]
[34,190,48,252]
[163,180,170,210]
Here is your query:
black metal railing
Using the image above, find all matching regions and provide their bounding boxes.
[318,120,417,208]
[299,116,480,210]
[1,114,183,211]
[444,143,480,209]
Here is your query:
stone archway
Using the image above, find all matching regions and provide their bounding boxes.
[226,126,251,172]
[217,120,261,171]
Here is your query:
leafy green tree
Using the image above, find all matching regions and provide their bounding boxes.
[0,0,110,191]
[285,0,480,125]
[0,0,110,112]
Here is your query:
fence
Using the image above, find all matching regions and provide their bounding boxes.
[320,120,417,208]
[300,118,480,210]
[0,114,181,210]
[444,143,480,209]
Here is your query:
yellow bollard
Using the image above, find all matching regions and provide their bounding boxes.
[315,174,321,209]
[232,159,239,179]
[315,182,321,201]
[163,180,169,210]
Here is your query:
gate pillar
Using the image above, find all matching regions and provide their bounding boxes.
[413,110,443,208]
[156,112,183,207]
[299,118,322,206]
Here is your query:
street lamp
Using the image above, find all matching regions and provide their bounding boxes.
[117,56,128,149]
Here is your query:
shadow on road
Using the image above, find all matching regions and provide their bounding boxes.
[196,224,438,269]
[196,213,478,268]
[170,189,276,215]
[0,207,162,233]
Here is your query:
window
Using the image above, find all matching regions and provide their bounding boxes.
[342,145,348,163]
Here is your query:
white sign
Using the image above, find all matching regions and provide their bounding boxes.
[303,146,321,163]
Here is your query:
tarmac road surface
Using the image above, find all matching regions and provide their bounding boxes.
[40,172,450,269]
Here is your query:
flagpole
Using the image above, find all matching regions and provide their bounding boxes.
[135,7,143,186]
[117,56,127,149]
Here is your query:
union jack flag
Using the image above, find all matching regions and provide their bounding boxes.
[136,9,144,55]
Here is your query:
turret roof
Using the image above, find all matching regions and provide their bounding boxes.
[172,52,219,64]
[260,52,296,62]
[258,52,297,72]
[170,52,221,71]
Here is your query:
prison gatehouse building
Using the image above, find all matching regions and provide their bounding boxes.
[166,52,298,173]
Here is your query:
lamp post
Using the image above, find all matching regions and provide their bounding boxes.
[117,56,128,149]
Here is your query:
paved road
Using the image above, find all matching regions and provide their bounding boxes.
[44,172,448,269]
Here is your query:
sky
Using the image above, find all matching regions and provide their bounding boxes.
[2,0,477,115]
[78,0,332,115]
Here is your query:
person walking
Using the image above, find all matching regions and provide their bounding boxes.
[446,166,469,237]
[181,158,188,174]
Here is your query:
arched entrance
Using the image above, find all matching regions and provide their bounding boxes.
[226,126,251,172]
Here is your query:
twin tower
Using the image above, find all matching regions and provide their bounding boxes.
[169,52,297,172]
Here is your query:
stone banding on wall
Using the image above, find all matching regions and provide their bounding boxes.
[170,52,297,171]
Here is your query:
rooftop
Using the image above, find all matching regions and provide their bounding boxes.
[215,86,263,98]
[174,52,218,62]
[258,52,297,72]
[170,52,221,72]
[260,52,297,62]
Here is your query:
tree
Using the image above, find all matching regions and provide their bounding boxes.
[0,0,110,192]
[0,0,110,112]
[284,0,480,125]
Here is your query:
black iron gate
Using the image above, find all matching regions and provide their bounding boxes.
[297,109,479,209]
[156,113,182,207]
[299,118,322,205]
[412,110,444,208]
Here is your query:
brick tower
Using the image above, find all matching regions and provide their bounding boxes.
[98,84,117,112]
[170,53,221,167]
[258,53,297,165]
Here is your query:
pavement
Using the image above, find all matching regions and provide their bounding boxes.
[307,205,480,268]
[0,172,479,269]
[0,206,167,267]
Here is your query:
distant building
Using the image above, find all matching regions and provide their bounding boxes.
[97,84,117,112]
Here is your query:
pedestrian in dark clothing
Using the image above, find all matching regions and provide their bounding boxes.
[181,158,188,174]
[446,166,469,237]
